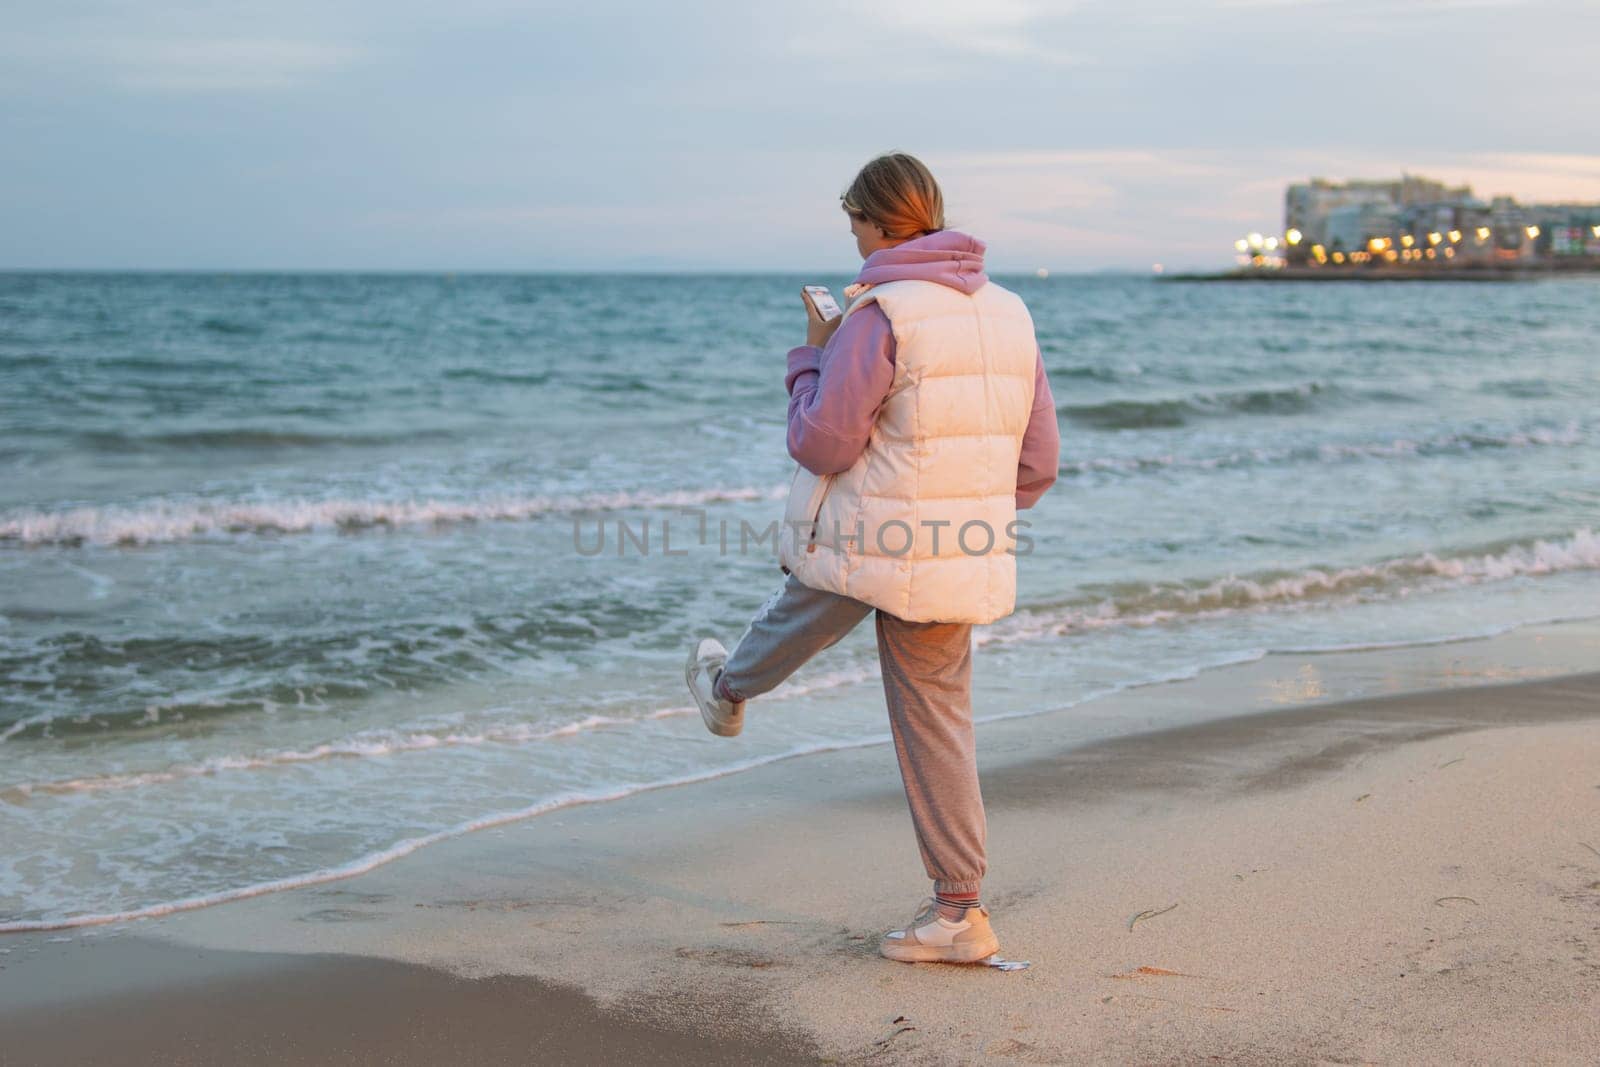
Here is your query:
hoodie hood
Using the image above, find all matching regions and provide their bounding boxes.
[852,230,988,295]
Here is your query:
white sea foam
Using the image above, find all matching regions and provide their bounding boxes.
[7,600,1598,934]
[3,665,880,797]
[2,712,643,797]
[0,647,1274,934]
[1060,422,1584,477]
[0,631,1460,936]
[5,530,1598,928]
[0,714,45,744]
[0,484,791,547]
[3,423,1583,548]
[9,530,1598,796]
[978,528,1600,648]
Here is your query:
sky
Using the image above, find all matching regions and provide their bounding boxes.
[2,0,1598,272]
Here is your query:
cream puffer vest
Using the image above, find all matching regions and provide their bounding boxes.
[777,278,1039,624]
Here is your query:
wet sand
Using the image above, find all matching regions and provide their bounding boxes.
[0,939,815,1065]
[3,630,1599,1065]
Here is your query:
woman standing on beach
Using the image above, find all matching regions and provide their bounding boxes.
[686,153,1060,963]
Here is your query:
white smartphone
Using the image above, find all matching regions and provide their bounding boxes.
[802,285,842,323]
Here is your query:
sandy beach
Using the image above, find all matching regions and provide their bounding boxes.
[3,625,1599,1065]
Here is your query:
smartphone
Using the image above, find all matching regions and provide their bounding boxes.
[802,285,842,323]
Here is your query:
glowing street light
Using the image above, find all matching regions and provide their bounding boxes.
[1447,230,1462,243]
[1526,225,1541,239]
[1264,237,1279,251]
[1427,232,1442,246]
[1476,227,1491,242]
[1235,239,1249,253]
[1286,228,1303,245]
[1400,234,1415,248]
[1247,232,1264,251]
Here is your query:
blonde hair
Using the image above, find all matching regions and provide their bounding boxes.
[841,153,945,240]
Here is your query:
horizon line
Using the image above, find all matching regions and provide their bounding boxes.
[0,265,1184,277]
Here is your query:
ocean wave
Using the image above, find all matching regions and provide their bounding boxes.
[979,527,1600,647]
[199,317,264,336]
[1058,381,1398,430]
[0,484,790,547]
[0,650,1236,932]
[4,606,1578,933]
[9,529,1596,789]
[1047,363,1128,383]
[1060,422,1585,477]
[440,367,553,385]
[0,585,852,746]
[0,640,1356,933]
[0,687,366,745]
[1481,378,1555,399]
[72,427,456,452]
[0,734,907,934]
[1,660,880,794]
[6,596,1599,930]
[0,709,678,798]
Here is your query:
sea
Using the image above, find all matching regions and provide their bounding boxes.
[3,271,1598,932]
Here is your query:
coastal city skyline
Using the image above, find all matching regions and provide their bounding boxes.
[1226,172,1600,276]
[3,1,1597,272]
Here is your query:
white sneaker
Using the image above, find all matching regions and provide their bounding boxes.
[685,637,744,737]
[879,898,1000,964]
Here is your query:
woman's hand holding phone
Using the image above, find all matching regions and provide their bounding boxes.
[802,286,843,348]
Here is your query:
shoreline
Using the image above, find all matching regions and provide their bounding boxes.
[3,626,1599,1063]
[8,613,1599,937]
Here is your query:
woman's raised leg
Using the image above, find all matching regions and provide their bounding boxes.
[716,572,873,702]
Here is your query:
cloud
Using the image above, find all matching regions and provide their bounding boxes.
[103,38,361,91]
[0,0,1594,268]
[1216,0,1539,7]
[1442,153,1600,201]
[0,4,363,93]
[788,0,1082,68]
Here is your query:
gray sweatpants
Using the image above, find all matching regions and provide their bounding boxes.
[717,573,985,896]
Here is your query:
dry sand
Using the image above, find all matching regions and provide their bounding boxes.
[3,629,1599,1065]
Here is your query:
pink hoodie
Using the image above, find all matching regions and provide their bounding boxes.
[784,230,1060,509]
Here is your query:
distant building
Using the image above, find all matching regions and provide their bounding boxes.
[1286,175,1473,252]
[1234,174,1600,272]
[1322,202,1398,254]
